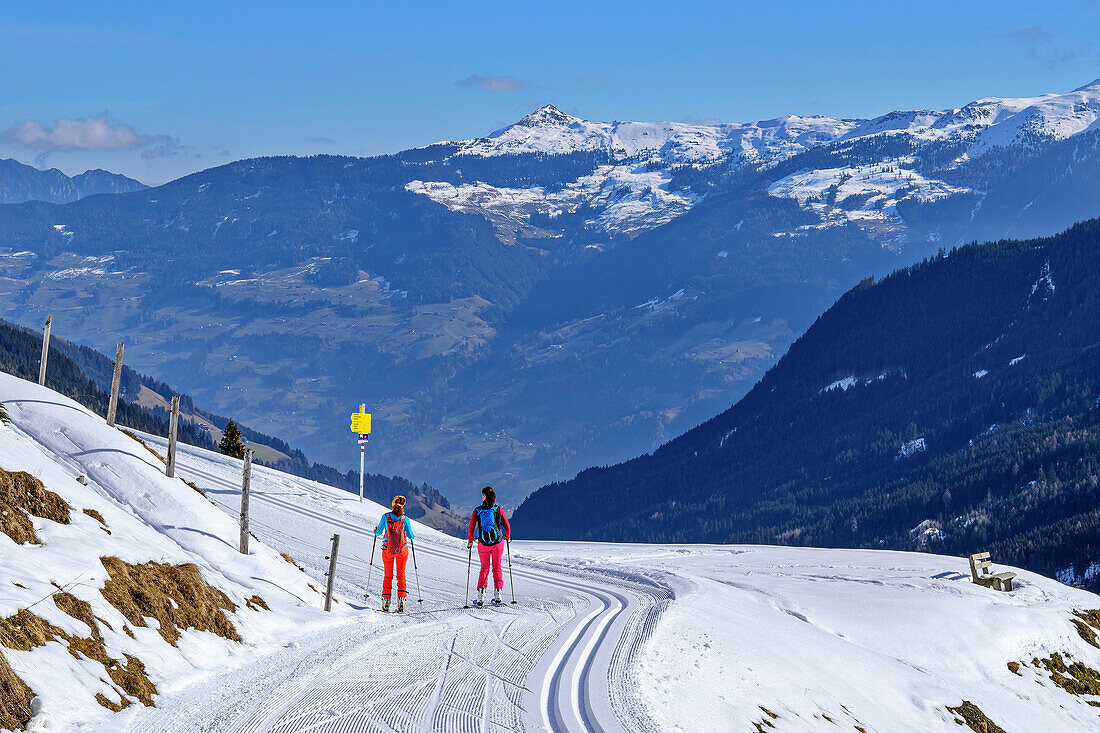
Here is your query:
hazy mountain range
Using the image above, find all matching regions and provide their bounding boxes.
[1,79,1099,506]
[0,158,146,204]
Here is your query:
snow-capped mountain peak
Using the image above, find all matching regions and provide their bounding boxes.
[505,103,581,130]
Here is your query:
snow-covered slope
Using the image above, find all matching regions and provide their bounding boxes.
[767,159,973,243]
[0,372,346,730]
[407,164,700,239]
[965,79,1100,152]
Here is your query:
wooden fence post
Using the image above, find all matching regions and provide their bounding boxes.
[324,533,340,612]
[38,315,51,386]
[240,449,252,554]
[106,342,124,427]
[166,396,180,477]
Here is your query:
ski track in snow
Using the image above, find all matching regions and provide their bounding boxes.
[126,435,670,733]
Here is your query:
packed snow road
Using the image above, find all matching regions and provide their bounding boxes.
[127,435,670,733]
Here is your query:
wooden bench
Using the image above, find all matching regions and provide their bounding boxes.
[968,552,1016,591]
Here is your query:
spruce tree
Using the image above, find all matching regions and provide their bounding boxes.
[219,419,246,459]
[0,401,8,424]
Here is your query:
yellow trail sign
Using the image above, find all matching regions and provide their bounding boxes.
[350,404,372,435]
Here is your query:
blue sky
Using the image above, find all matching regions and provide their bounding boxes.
[3,1,1099,184]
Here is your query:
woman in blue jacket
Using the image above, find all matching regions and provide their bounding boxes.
[375,495,414,612]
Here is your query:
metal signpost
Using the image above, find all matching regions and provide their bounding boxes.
[349,404,372,502]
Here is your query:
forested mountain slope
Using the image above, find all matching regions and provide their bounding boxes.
[515,218,1100,589]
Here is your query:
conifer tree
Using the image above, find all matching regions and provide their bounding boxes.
[0,401,8,424]
[219,418,246,459]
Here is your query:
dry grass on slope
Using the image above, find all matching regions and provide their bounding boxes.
[82,508,110,535]
[0,467,71,545]
[1071,609,1100,648]
[0,464,276,725]
[946,701,1006,733]
[0,650,34,731]
[100,557,241,646]
[119,429,165,465]
[0,593,158,713]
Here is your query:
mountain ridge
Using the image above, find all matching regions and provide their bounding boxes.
[452,78,1100,165]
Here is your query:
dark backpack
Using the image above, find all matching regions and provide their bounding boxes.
[385,514,407,553]
[476,506,501,546]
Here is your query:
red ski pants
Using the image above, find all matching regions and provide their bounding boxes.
[383,548,408,599]
[477,542,505,590]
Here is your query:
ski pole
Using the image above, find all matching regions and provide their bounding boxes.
[506,540,517,604]
[365,532,377,597]
[464,542,472,609]
[410,538,423,604]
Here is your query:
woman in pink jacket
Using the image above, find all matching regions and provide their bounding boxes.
[467,486,511,606]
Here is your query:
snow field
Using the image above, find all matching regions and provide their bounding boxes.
[522,543,1100,732]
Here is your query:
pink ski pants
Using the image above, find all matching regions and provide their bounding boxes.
[477,542,505,590]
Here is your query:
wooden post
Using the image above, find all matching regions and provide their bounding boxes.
[324,533,340,612]
[106,342,124,427]
[239,449,252,554]
[38,315,51,386]
[166,396,180,478]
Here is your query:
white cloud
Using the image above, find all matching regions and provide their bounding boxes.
[0,113,180,156]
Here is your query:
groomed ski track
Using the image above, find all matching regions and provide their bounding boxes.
[128,435,671,733]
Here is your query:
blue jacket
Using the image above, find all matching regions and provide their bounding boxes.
[375,512,414,552]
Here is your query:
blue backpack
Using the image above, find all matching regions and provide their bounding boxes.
[476,506,502,546]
